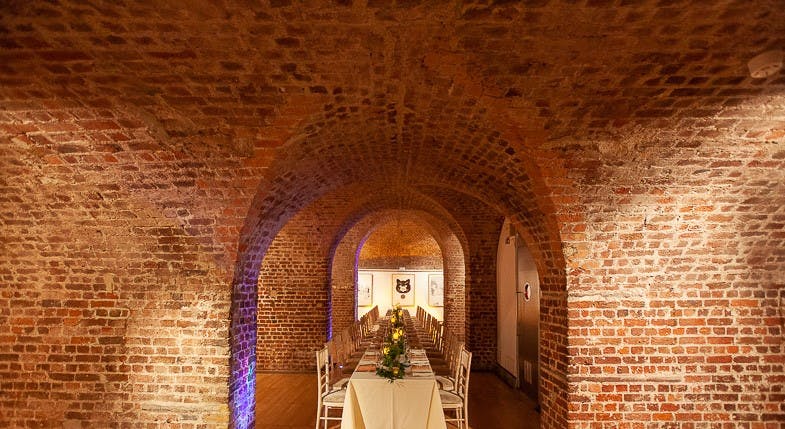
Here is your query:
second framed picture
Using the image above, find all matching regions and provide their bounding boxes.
[391,273,415,307]
[428,274,444,307]
[357,272,373,306]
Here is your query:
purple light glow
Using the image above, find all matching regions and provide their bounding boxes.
[230,274,258,429]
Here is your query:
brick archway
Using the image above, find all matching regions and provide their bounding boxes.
[234,175,567,428]
[329,209,467,341]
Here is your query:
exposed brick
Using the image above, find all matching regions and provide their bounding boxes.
[1,2,784,429]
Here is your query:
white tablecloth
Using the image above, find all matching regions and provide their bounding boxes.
[340,351,446,429]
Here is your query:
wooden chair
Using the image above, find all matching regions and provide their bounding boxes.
[435,340,463,391]
[324,340,350,390]
[316,347,345,429]
[440,348,472,429]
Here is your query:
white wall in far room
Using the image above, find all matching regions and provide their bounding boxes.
[357,269,444,320]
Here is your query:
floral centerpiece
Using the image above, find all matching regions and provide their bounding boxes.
[376,305,408,381]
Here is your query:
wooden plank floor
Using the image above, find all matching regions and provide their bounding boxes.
[256,371,541,429]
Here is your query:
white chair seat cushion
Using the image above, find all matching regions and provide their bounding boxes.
[435,375,455,391]
[333,377,350,390]
[439,390,463,407]
[322,389,346,406]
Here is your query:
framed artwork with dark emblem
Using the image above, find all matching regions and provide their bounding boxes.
[428,274,444,307]
[391,273,415,307]
[357,273,373,306]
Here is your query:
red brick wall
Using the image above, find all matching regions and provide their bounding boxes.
[440,226,468,343]
[256,222,330,371]
[360,255,442,270]
[0,106,258,427]
[256,202,471,372]
[329,217,368,336]
[254,191,351,371]
[560,130,785,427]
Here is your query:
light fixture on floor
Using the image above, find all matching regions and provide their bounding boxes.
[748,49,783,78]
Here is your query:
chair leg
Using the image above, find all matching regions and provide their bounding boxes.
[453,407,463,429]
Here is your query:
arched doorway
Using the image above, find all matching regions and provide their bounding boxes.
[228,99,569,428]
[231,179,567,428]
[356,217,445,319]
[498,218,541,405]
[329,211,468,342]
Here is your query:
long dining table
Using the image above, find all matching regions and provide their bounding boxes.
[340,310,447,429]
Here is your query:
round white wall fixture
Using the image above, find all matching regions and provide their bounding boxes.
[748,50,783,78]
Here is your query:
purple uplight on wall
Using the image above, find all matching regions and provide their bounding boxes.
[327,304,333,341]
[230,272,259,429]
[230,350,257,429]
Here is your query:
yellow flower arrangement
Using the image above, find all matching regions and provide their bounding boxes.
[376,307,408,381]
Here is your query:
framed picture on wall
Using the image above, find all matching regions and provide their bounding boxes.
[391,273,415,307]
[428,274,444,307]
[357,273,373,306]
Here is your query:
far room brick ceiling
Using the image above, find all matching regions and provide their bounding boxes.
[359,217,443,268]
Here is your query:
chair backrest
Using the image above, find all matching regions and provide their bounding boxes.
[444,335,464,372]
[343,327,356,354]
[366,313,373,334]
[450,342,465,384]
[360,313,370,337]
[429,316,439,343]
[333,330,352,365]
[352,322,363,349]
[441,332,452,362]
[455,348,472,401]
[326,339,339,363]
[316,347,331,400]
[434,322,444,352]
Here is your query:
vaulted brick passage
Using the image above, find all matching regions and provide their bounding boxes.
[2,1,784,429]
[329,210,466,343]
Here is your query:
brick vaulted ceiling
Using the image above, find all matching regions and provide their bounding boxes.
[3,1,783,165]
[2,1,784,220]
[359,217,444,269]
[2,1,785,428]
